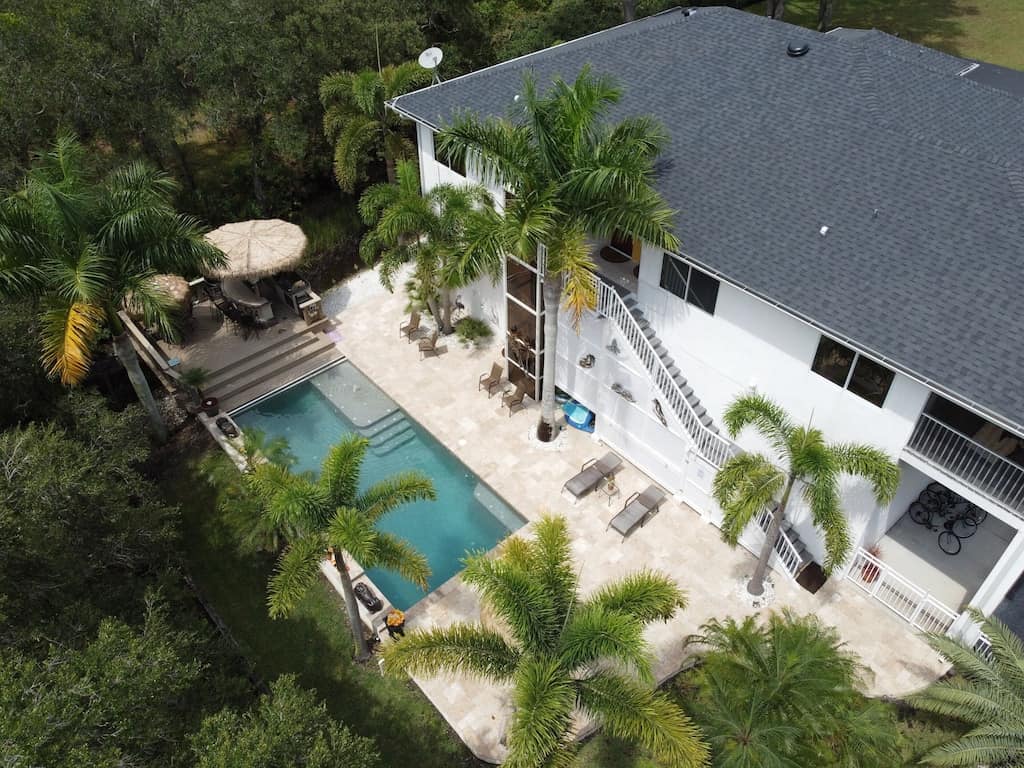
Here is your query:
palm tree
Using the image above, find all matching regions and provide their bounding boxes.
[686,610,901,767]
[359,159,498,333]
[712,393,899,596]
[383,514,709,768]
[910,610,1024,766]
[0,135,224,441]
[436,68,679,441]
[249,434,435,660]
[320,62,429,191]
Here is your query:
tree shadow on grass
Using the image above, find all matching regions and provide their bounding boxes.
[741,0,972,59]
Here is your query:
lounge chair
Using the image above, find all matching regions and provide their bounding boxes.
[418,329,440,359]
[502,382,528,416]
[479,362,503,396]
[608,485,666,537]
[562,452,622,500]
[400,311,421,341]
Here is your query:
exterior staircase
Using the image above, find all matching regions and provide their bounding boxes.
[610,282,719,436]
[594,275,809,580]
[204,320,343,412]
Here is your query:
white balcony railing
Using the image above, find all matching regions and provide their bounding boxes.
[907,414,1024,517]
[846,547,959,634]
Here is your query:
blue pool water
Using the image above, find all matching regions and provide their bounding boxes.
[233,361,525,610]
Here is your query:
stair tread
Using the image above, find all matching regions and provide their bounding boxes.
[206,333,326,389]
[213,343,342,408]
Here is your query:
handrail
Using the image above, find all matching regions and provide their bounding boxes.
[593,277,733,467]
[846,547,958,635]
[754,508,804,578]
[907,413,1024,516]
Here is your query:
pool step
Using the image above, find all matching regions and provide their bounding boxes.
[371,430,416,458]
[358,409,406,441]
[368,419,416,457]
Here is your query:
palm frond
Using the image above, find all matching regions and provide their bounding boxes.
[557,604,653,681]
[333,114,380,192]
[583,569,686,624]
[356,471,435,523]
[324,507,377,566]
[39,299,104,384]
[438,117,533,191]
[121,271,178,342]
[462,550,556,653]
[721,392,794,451]
[368,532,431,591]
[381,623,521,681]
[712,452,785,545]
[552,228,596,328]
[577,671,710,767]
[319,434,367,509]
[504,657,577,768]
[829,442,900,504]
[267,536,326,618]
[801,468,850,574]
[525,514,578,624]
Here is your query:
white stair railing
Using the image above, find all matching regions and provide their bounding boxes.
[846,547,959,634]
[595,278,733,467]
[752,508,804,578]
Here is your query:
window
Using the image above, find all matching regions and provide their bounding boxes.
[659,254,719,314]
[811,336,895,407]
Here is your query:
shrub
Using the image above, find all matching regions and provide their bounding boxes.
[455,316,492,347]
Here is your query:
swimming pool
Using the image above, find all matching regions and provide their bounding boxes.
[233,361,525,610]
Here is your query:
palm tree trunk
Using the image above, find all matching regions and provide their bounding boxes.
[111,331,168,444]
[748,474,796,595]
[385,153,397,185]
[425,295,443,332]
[537,269,562,442]
[440,287,454,335]
[335,553,371,661]
[816,0,834,30]
[622,0,636,21]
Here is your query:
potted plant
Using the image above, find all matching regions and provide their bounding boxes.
[860,544,883,584]
[178,366,212,411]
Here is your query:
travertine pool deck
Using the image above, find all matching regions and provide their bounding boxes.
[325,284,947,763]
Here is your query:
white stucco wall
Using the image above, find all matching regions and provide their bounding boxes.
[415,124,506,335]
[631,245,935,563]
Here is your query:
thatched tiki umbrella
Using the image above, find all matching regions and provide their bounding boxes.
[205,219,308,280]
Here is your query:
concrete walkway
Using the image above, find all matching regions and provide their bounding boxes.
[329,285,947,763]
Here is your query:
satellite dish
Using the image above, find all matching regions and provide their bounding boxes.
[418,47,444,83]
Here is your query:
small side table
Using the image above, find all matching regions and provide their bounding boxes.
[598,480,620,508]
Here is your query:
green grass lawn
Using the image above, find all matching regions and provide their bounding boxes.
[745,0,1024,70]
[164,444,482,768]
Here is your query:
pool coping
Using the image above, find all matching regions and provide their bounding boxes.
[226,355,529,616]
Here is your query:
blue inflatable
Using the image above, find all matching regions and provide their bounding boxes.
[562,400,595,433]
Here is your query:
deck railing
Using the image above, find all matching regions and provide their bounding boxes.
[846,547,959,634]
[594,278,734,467]
[907,414,1024,517]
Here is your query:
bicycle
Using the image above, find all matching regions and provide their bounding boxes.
[937,502,984,555]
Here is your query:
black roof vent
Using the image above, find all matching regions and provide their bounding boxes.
[787,42,810,57]
[681,7,698,16]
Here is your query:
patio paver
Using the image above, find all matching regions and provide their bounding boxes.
[326,283,948,763]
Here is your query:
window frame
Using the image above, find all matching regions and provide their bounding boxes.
[810,335,895,408]
[659,253,719,315]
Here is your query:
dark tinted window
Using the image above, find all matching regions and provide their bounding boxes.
[812,337,855,386]
[687,269,719,314]
[659,254,688,300]
[659,254,719,315]
[848,356,895,407]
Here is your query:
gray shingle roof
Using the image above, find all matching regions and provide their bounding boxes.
[392,7,1024,431]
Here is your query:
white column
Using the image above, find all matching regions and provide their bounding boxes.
[970,525,1024,615]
